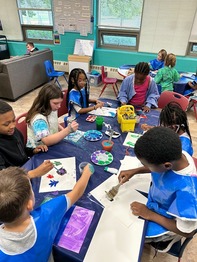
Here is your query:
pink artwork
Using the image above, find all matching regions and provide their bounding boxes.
[58,206,95,253]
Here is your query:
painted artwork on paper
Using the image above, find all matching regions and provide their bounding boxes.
[64,130,85,143]
[89,107,116,117]
[39,157,76,193]
[58,206,95,253]
[123,132,142,148]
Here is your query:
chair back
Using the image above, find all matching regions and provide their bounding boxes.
[158,91,189,111]
[58,90,68,117]
[101,66,106,82]
[15,112,27,144]
[44,60,54,76]
[192,157,197,169]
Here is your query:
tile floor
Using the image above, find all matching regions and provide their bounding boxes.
[3,77,197,261]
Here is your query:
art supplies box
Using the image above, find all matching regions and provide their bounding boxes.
[117,105,137,132]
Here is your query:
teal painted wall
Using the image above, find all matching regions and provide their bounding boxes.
[7,0,197,73]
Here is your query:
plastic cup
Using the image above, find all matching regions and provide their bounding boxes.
[96,116,104,130]
[79,162,90,174]
[101,140,114,152]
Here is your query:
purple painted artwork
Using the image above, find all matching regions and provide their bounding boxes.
[58,206,95,253]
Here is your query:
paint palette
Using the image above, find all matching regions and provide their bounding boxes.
[91,150,113,166]
[84,130,103,141]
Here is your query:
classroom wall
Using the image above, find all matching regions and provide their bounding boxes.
[3,0,197,72]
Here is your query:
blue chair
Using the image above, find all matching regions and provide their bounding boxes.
[44,60,68,89]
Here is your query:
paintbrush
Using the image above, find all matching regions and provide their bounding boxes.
[105,181,122,201]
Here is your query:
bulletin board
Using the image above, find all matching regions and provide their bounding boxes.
[53,0,93,36]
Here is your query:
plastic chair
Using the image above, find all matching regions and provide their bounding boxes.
[99,66,119,97]
[58,90,68,117]
[167,229,197,262]
[158,91,189,111]
[44,60,68,89]
[15,112,27,144]
[192,156,197,168]
[187,96,197,121]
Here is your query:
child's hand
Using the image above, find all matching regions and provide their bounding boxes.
[82,163,95,176]
[142,105,150,112]
[96,100,104,108]
[130,201,151,219]
[68,121,79,133]
[33,145,48,154]
[141,124,153,131]
[29,160,54,178]
[118,169,134,184]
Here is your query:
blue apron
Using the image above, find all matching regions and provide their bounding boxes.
[0,196,67,262]
[68,88,87,119]
[146,170,197,237]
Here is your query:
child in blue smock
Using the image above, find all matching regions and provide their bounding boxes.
[141,102,193,156]
[66,68,104,123]
[0,164,94,261]
[149,49,167,71]
[119,127,197,253]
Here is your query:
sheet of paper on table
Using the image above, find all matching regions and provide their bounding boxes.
[89,156,151,228]
[85,156,150,262]
[64,130,85,143]
[182,72,196,79]
[58,206,95,253]
[123,132,142,148]
[84,207,145,262]
[39,157,76,193]
[88,107,117,117]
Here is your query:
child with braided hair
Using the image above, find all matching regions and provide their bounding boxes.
[66,68,104,122]
[117,62,159,112]
[141,101,193,155]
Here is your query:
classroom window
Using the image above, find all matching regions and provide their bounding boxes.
[17,0,53,44]
[98,0,144,51]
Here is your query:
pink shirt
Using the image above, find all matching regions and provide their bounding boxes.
[129,76,150,106]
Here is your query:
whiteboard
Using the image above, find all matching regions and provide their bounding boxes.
[53,0,92,35]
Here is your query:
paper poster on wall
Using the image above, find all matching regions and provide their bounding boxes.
[53,0,92,34]
[54,33,61,45]
[73,39,94,56]
[39,157,76,193]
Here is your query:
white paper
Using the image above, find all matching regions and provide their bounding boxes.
[123,132,142,148]
[84,208,145,262]
[39,157,76,193]
[88,107,117,117]
[90,173,150,228]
